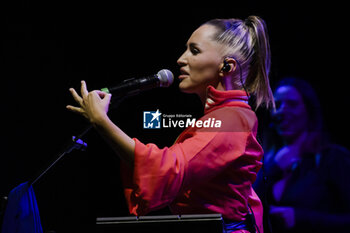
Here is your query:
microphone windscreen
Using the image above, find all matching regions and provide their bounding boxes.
[157,69,174,87]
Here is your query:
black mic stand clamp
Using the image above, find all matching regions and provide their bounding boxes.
[29,127,91,187]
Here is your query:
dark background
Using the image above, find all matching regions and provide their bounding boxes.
[1,2,348,232]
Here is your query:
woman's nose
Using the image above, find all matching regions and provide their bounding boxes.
[177,51,187,66]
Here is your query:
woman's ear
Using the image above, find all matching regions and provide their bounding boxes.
[219,57,237,76]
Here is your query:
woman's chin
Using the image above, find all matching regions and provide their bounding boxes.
[178,81,190,92]
[179,84,195,94]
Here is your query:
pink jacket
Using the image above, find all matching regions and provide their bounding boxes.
[122,86,264,232]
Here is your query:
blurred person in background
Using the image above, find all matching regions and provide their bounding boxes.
[254,77,350,233]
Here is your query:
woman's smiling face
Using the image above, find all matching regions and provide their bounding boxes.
[273,85,309,140]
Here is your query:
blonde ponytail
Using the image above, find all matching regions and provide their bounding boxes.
[244,16,275,109]
[205,16,275,109]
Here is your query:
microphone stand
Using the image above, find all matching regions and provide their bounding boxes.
[0,125,92,231]
[29,125,91,186]
[29,95,126,187]
[0,85,160,230]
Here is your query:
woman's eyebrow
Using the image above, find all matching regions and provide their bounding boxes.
[186,42,199,47]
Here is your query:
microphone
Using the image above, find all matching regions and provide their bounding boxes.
[101,69,174,96]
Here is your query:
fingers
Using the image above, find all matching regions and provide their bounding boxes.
[69,80,89,106]
[67,81,88,115]
[80,80,88,98]
[68,81,111,117]
[69,88,83,106]
[94,90,112,107]
[104,92,112,102]
[66,105,85,114]
[95,90,112,99]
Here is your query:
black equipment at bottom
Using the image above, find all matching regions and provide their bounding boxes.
[96,214,223,233]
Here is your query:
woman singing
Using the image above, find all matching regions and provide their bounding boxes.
[67,16,274,233]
